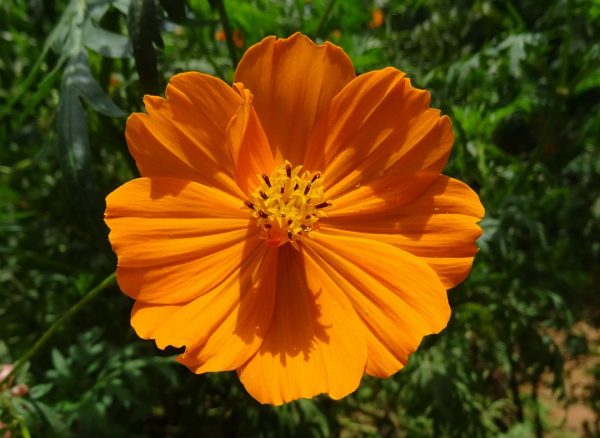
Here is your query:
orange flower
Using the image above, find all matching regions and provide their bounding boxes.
[330,29,342,40]
[369,8,384,29]
[105,33,484,405]
[214,29,225,41]
[215,29,245,48]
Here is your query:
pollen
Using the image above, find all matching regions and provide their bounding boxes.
[245,162,331,248]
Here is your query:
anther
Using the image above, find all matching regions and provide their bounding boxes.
[248,162,329,247]
[315,201,332,209]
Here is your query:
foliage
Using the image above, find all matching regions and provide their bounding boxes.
[1,0,599,436]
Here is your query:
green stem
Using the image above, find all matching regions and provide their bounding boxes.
[199,26,225,80]
[6,272,116,381]
[213,0,238,68]
[315,0,337,37]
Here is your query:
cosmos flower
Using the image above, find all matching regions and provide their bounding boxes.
[368,8,384,29]
[215,29,245,49]
[105,33,484,405]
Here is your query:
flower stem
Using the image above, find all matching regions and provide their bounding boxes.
[6,272,116,381]
[213,0,238,68]
[315,0,337,37]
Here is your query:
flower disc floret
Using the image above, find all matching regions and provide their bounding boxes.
[245,162,331,248]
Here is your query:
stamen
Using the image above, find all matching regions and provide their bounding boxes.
[246,162,330,247]
[315,201,332,209]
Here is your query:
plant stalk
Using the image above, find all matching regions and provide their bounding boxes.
[6,272,116,381]
[213,0,238,68]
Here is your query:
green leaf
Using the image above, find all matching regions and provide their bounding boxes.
[50,349,69,376]
[112,0,131,15]
[29,383,54,399]
[574,66,600,96]
[66,51,125,117]
[56,53,102,230]
[35,401,67,435]
[83,19,133,58]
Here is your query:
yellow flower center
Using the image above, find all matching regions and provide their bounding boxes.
[245,162,331,248]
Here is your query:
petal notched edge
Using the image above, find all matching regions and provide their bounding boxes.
[305,68,453,200]
[234,33,355,164]
[304,233,450,378]
[126,72,244,197]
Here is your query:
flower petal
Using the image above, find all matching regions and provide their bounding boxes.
[131,245,277,373]
[226,83,275,195]
[115,238,260,304]
[326,172,439,217]
[237,245,366,405]
[321,175,484,288]
[105,177,255,303]
[303,233,450,378]
[179,248,278,373]
[126,72,244,197]
[234,33,355,164]
[304,68,452,200]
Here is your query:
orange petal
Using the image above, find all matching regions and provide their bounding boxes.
[237,245,366,405]
[226,83,274,195]
[178,248,278,373]
[116,237,260,304]
[303,233,450,378]
[234,33,355,164]
[321,175,484,289]
[326,171,439,217]
[304,68,452,200]
[105,177,256,302]
[126,72,244,197]
[131,246,277,372]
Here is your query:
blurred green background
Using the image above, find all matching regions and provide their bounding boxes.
[1,0,600,436]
